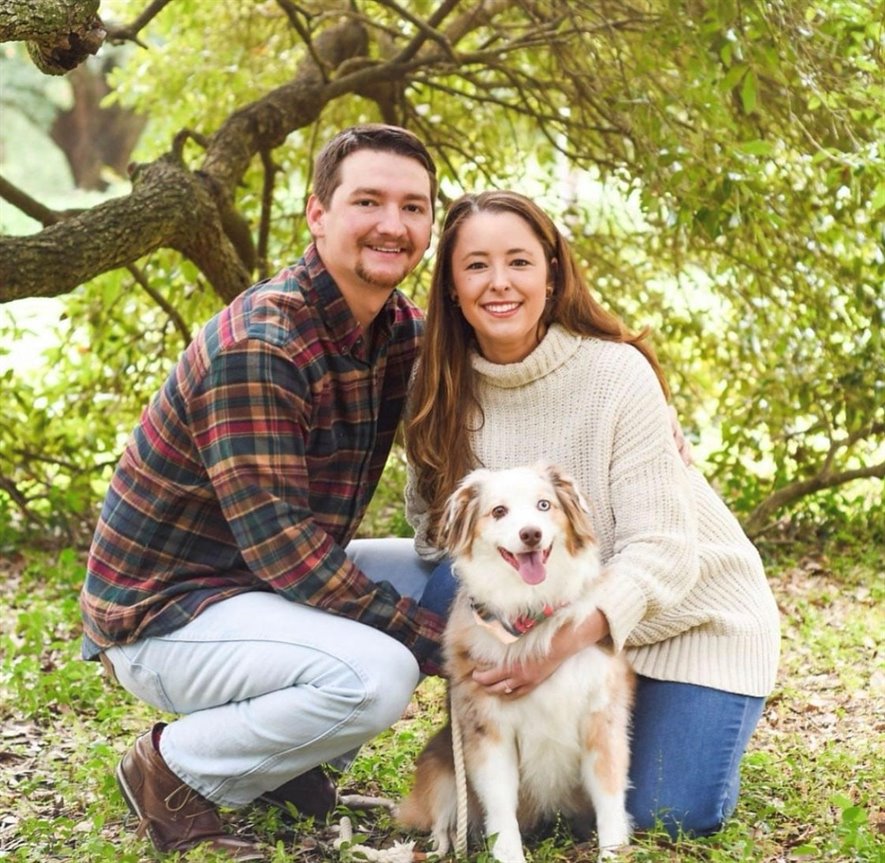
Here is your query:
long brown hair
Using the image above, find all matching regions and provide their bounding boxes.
[405,190,669,536]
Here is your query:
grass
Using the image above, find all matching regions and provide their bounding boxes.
[0,540,883,862]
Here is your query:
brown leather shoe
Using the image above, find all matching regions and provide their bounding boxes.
[116,724,263,860]
[258,765,338,820]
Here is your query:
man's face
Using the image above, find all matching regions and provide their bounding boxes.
[306,149,434,303]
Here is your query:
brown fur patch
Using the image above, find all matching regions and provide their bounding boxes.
[582,662,635,795]
[439,478,483,557]
[547,464,596,555]
[396,724,454,830]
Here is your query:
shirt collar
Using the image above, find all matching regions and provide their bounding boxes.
[304,243,396,359]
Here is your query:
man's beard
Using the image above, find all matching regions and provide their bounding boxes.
[355,260,410,291]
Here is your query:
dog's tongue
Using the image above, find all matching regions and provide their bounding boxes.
[517,551,546,585]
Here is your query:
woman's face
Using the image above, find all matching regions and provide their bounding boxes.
[449,211,550,364]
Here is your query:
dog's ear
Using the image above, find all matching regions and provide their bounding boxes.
[545,463,596,554]
[439,470,485,557]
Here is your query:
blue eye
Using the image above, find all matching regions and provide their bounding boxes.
[537,499,551,511]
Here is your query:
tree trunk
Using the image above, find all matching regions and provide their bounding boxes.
[50,62,147,190]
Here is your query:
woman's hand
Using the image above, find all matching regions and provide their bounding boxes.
[473,608,611,698]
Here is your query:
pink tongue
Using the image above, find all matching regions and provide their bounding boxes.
[517,551,546,585]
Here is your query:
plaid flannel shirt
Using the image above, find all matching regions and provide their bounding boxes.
[80,244,444,674]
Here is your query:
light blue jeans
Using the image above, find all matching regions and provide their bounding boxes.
[104,538,435,807]
[106,539,764,837]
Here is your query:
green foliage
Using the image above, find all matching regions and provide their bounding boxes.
[0,261,223,546]
[359,449,414,539]
[1,0,883,546]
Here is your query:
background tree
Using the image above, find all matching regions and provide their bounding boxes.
[0,0,882,547]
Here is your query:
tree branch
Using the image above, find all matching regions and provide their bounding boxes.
[127,263,191,347]
[275,0,328,80]
[257,149,278,281]
[0,154,249,302]
[104,0,175,45]
[0,0,106,74]
[380,0,460,64]
[746,455,885,537]
[0,16,369,304]
[199,17,367,192]
[0,174,65,225]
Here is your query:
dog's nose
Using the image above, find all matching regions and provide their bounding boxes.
[520,526,542,547]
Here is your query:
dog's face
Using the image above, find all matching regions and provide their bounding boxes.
[440,463,596,593]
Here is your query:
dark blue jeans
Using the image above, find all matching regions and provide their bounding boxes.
[419,558,765,838]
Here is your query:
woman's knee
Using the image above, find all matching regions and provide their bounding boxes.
[627,677,760,838]
[346,537,434,601]
[629,796,731,838]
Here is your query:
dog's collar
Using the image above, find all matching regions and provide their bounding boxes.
[470,599,560,644]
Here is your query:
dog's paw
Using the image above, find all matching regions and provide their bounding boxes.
[429,826,451,858]
[490,832,526,863]
[597,843,630,862]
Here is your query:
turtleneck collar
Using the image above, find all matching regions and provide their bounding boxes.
[470,324,583,388]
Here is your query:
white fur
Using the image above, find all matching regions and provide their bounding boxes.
[399,464,634,863]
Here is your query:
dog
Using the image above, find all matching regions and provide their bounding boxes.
[397,463,634,863]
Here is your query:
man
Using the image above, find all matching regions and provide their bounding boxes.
[80,124,446,859]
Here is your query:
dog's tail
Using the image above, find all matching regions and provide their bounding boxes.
[396,723,460,851]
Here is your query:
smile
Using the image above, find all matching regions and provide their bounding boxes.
[367,245,407,254]
[483,302,521,314]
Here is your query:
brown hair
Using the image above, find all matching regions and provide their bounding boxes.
[405,190,669,535]
[312,123,438,208]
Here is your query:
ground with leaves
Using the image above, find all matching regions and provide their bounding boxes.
[1,543,882,862]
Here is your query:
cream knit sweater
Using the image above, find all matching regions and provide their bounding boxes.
[406,325,781,697]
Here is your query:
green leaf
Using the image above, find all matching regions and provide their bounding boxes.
[735,139,774,156]
[741,67,758,113]
[723,63,748,90]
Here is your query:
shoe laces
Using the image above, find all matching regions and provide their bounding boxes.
[165,782,216,820]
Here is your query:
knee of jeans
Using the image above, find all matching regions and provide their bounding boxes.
[630,801,727,839]
[355,645,420,736]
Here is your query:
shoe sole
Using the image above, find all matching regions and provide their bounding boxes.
[116,759,159,847]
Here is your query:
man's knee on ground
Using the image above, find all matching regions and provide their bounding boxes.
[351,640,421,736]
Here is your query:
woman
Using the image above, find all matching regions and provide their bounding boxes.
[401,190,781,838]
